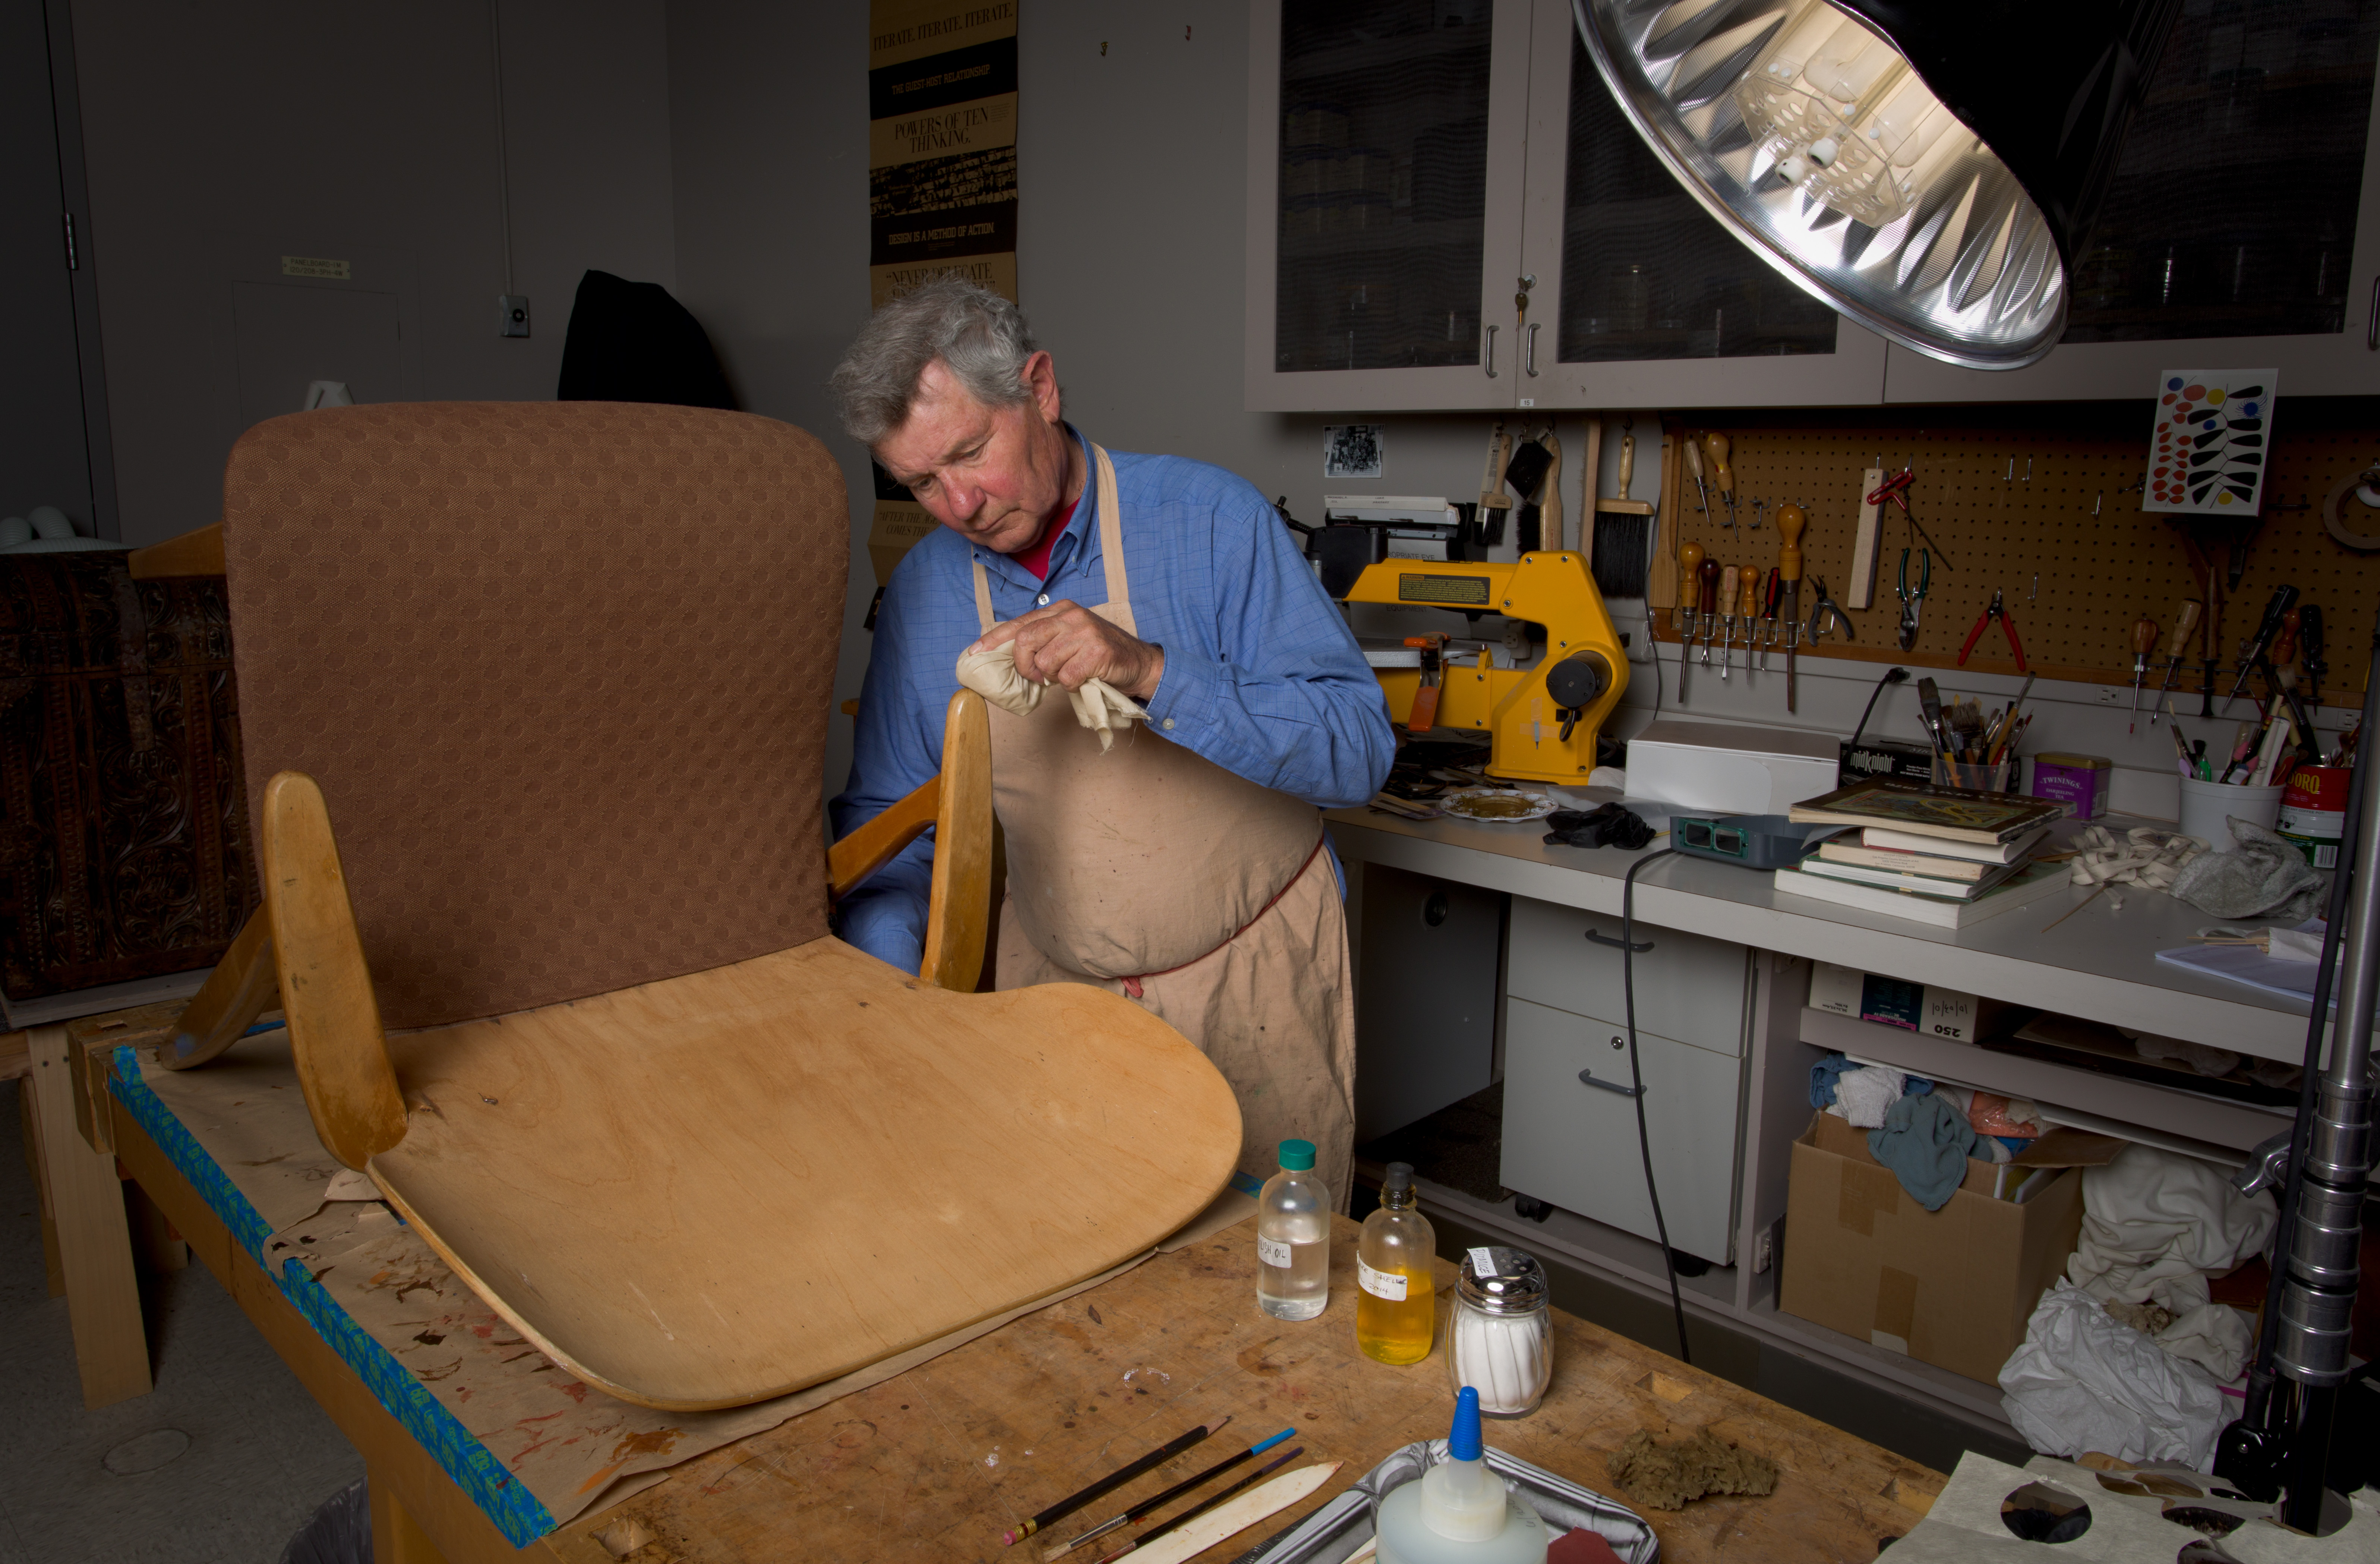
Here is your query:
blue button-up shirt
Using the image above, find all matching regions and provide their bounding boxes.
[830,430,1396,972]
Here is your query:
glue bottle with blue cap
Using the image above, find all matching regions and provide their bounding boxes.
[1374,1387,1550,1564]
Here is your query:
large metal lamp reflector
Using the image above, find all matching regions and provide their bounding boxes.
[1574,0,2177,370]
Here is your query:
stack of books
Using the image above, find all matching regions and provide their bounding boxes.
[1776,781,2067,928]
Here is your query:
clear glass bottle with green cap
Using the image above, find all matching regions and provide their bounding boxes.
[1256,1138,1330,1320]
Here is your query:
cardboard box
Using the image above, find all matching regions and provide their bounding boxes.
[1806,963,2018,1045]
[1778,1112,2108,1385]
[1626,720,1841,815]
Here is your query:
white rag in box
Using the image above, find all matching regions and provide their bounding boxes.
[1623,719,1840,815]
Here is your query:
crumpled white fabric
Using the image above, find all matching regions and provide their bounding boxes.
[954,641,1147,752]
[2068,824,2204,890]
[2000,1280,2229,1469]
[1830,1065,1905,1128]
[2065,1144,2273,1379]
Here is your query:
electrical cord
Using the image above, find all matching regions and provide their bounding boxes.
[1620,845,1690,1364]
[1849,665,1909,748]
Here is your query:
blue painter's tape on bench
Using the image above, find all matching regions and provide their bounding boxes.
[108,1046,558,1546]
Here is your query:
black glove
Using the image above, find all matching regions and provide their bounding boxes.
[1543,803,1654,851]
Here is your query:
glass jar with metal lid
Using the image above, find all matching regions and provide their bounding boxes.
[1448,1246,1552,1417]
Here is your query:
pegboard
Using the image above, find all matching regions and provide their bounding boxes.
[1647,411,2380,702]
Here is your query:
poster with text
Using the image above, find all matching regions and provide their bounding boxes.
[2144,369,2277,514]
[867,0,1019,311]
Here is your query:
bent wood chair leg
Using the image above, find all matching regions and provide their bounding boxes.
[158,907,279,1070]
[919,690,992,993]
[259,772,406,1172]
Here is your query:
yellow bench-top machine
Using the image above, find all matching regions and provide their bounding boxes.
[1341,551,1628,785]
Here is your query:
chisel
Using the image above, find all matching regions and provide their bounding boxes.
[1708,432,1741,530]
[1697,556,1720,663]
[2150,601,2201,725]
[1718,565,1739,681]
[1737,568,1759,682]
[1683,434,1714,525]
[1676,540,1705,703]
[1759,566,1781,674]
[1776,504,1806,712]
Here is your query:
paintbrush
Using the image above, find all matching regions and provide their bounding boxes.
[1090,1448,1305,1564]
[1004,1418,1232,1546]
[1044,1429,1297,1560]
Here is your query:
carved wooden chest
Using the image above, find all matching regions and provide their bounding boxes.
[0,554,255,1005]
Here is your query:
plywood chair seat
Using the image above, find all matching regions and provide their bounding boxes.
[197,402,1243,1411]
[362,937,1236,1410]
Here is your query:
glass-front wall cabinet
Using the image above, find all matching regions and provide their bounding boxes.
[1247,0,1532,411]
[1883,0,2380,400]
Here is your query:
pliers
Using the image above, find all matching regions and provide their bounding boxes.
[1805,577,1852,643]
[1957,587,2029,673]
[1896,548,1930,651]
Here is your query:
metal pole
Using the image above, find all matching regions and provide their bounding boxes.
[2273,605,2380,1532]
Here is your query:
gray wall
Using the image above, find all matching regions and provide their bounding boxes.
[74,0,678,545]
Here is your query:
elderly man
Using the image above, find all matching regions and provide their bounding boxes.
[828,278,1394,1199]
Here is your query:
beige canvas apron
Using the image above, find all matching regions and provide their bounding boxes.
[969,445,1357,1199]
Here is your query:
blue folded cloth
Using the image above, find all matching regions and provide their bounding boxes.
[1866,1092,1996,1211]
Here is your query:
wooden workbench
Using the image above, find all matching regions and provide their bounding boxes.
[100,1066,1941,1564]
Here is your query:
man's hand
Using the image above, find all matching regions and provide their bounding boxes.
[970,601,1165,701]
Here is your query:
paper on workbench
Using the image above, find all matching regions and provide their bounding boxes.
[130,1034,1255,1533]
[2154,920,2334,1007]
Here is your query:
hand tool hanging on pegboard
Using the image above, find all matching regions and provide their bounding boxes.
[1776,504,1807,712]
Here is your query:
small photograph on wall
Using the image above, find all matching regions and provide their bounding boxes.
[1325,424,1384,480]
[2144,369,2276,514]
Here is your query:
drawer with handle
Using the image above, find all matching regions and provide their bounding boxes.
[1505,895,1749,1055]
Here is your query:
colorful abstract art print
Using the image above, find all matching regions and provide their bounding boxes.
[2144,369,2277,514]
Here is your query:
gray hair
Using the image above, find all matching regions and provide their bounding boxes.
[830,277,1039,447]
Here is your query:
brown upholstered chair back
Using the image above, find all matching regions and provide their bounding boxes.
[222,403,847,1031]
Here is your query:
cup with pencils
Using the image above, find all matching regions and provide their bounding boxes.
[1922,676,2029,792]
[2168,698,2324,850]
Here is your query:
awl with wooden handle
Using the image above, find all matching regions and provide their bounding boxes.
[1698,556,1720,663]
[1776,503,1806,712]
[1683,434,1713,524]
[1737,568,1759,682]
[2128,616,2158,734]
[1718,565,1740,681]
[1708,432,1742,530]
[1676,540,1705,703]
[2150,600,2201,725]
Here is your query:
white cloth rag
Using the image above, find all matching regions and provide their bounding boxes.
[2065,1143,2273,1379]
[1999,1280,2229,1470]
[955,641,1148,752]
[2068,824,2204,890]
[1829,1065,1905,1129]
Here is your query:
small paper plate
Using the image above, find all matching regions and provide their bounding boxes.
[1440,788,1555,823]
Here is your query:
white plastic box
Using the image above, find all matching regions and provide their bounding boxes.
[1624,719,1840,816]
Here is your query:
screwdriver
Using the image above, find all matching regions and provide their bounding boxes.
[1718,565,1740,680]
[1676,541,1705,701]
[1760,566,1782,674]
[2127,616,2159,734]
[1737,568,1759,681]
[2270,607,2302,693]
[1683,435,1715,524]
[2150,601,2201,725]
[1777,503,1807,713]
[1708,432,1742,530]
[1697,556,1720,663]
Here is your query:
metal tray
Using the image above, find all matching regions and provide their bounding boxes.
[1229,1439,1659,1564]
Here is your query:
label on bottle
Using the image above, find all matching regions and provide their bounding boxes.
[1257,1235,1292,1270]
[1467,1246,1498,1277]
[1358,1258,1408,1301]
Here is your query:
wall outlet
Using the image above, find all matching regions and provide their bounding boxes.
[498,295,531,338]
[1753,1218,1780,1274]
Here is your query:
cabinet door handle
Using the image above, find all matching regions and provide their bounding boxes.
[1579,1065,1647,1098]
[1484,323,1499,378]
[1584,927,1654,952]
[2369,275,2379,350]
[1525,322,1540,377]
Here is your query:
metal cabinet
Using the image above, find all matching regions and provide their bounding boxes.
[1244,0,1534,412]
[1499,995,1745,1263]
[1885,0,2380,401]
[1510,0,1888,410]
[1354,864,1508,1141]
[1244,0,1887,413]
[1504,894,1749,1055]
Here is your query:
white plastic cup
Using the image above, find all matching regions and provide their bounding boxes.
[2178,776,2286,851]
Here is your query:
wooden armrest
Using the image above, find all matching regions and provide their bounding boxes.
[126,521,224,579]
[155,908,280,1070]
[827,775,942,902]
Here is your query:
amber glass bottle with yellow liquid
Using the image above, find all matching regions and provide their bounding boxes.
[1357,1162,1438,1364]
